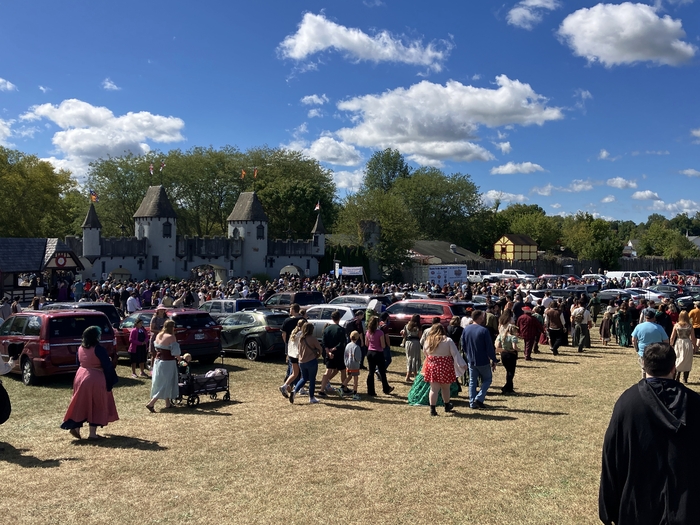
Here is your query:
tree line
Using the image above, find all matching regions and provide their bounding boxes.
[1,145,697,273]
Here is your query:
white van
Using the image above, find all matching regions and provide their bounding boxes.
[604,271,648,282]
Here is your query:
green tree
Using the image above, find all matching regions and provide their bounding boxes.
[562,212,622,268]
[509,212,561,252]
[363,148,412,192]
[639,222,700,259]
[0,146,78,238]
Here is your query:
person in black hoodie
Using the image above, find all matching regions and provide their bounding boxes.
[599,342,700,525]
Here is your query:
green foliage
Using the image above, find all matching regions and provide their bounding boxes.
[0,146,79,238]
[562,212,622,268]
[639,222,700,260]
[363,148,412,192]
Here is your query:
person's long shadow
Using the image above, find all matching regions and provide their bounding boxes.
[489,406,569,416]
[530,358,580,365]
[0,442,76,468]
[360,395,407,405]
[168,399,238,415]
[491,392,576,399]
[449,411,518,421]
[321,401,372,411]
[73,434,167,450]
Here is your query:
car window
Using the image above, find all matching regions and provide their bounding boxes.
[139,313,155,326]
[80,304,121,326]
[320,308,335,320]
[222,315,239,326]
[266,314,287,327]
[209,302,222,313]
[49,316,113,339]
[199,302,212,312]
[172,313,217,328]
[386,303,406,315]
[306,308,322,320]
[25,315,42,336]
[10,317,28,335]
[421,304,445,316]
[238,314,255,325]
[278,295,292,306]
[224,302,235,313]
[0,318,13,336]
[121,315,138,329]
[266,295,280,306]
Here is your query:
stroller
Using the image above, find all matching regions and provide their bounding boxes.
[176,353,231,407]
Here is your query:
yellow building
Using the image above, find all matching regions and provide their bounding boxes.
[494,234,538,262]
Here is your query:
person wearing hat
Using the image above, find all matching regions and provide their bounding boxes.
[689,301,700,348]
[631,309,670,379]
[516,306,544,361]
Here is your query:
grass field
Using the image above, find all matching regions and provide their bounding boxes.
[1,333,697,525]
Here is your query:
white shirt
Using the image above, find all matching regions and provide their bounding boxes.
[572,307,591,324]
[126,296,140,313]
[542,296,553,308]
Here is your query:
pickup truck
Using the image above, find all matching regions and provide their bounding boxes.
[467,270,500,283]
[497,269,537,281]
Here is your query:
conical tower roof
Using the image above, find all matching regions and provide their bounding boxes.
[311,213,326,234]
[81,203,102,229]
[133,185,177,219]
[227,192,268,222]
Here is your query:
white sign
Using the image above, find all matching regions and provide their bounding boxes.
[428,265,468,287]
[342,266,364,277]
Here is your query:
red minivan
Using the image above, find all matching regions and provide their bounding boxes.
[0,310,117,385]
[115,308,221,364]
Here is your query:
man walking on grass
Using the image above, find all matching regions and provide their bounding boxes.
[461,310,497,409]
[318,311,348,397]
[632,309,669,380]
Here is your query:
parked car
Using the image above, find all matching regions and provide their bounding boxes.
[264,291,325,309]
[198,299,264,321]
[384,300,474,343]
[116,308,221,363]
[219,309,287,360]
[328,294,393,308]
[467,270,500,283]
[647,285,684,299]
[596,289,632,305]
[0,310,117,385]
[624,288,668,303]
[305,305,361,341]
[499,269,537,281]
[41,301,122,329]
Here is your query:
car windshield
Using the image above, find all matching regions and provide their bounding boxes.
[80,305,121,326]
[49,316,113,339]
[295,293,324,306]
[265,314,288,327]
[172,313,217,328]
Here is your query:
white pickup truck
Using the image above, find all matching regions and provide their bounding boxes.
[467,270,501,283]
[496,269,537,281]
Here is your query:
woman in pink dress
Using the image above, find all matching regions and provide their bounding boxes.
[61,326,119,440]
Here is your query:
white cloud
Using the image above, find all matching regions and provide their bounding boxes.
[0,118,13,146]
[607,177,637,189]
[333,168,365,189]
[494,141,512,154]
[652,199,699,214]
[300,94,329,106]
[532,183,554,196]
[680,168,700,177]
[304,136,363,166]
[598,149,610,160]
[39,85,51,93]
[508,0,561,30]
[335,75,563,165]
[573,88,592,111]
[307,108,323,118]
[490,161,543,174]
[0,77,17,91]
[278,12,452,73]
[482,190,528,206]
[558,3,697,67]
[102,78,121,91]
[601,195,616,203]
[565,179,594,192]
[551,203,561,209]
[20,98,185,179]
[692,128,700,143]
[471,74,482,81]
[363,0,385,7]
[632,190,661,200]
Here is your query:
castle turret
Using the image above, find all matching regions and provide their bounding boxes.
[133,185,177,279]
[81,203,102,257]
[227,192,268,276]
[311,213,326,258]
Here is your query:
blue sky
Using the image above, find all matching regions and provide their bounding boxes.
[1,0,699,223]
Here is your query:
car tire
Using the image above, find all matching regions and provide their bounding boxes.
[244,339,261,361]
[21,358,37,386]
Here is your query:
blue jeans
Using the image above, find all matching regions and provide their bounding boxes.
[383,346,392,368]
[294,360,318,398]
[469,364,492,404]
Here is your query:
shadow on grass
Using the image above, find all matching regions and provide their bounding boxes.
[190,361,248,374]
[492,391,576,399]
[0,442,76,468]
[321,401,372,411]
[361,395,408,405]
[171,399,238,414]
[449,411,518,421]
[530,358,580,365]
[73,434,168,450]
[490,406,569,416]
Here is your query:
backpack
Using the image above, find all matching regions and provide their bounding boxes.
[573,309,584,324]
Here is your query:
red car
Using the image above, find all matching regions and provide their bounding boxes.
[116,308,221,364]
[384,299,474,343]
[0,310,117,386]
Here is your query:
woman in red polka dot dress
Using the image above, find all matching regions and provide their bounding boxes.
[423,324,466,416]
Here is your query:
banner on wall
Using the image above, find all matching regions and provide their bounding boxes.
[428,265,468,287]
[342,266,364,277]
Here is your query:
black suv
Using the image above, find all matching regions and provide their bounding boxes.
[42,302,122,328]
[264,291,325,309]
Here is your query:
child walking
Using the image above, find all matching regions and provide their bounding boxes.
[338,331,362,401]
[599,311,612,346]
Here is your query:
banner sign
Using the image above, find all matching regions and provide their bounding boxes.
[342,266,364,277]
[428,265,468,287]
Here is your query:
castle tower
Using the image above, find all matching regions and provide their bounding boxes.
[81,203,102,257]
[133,185,177,279]
[227,192,268,276]
[311,213,326,258]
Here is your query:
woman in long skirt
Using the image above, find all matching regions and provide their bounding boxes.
[401,314,422,382]
[146,319,181,412]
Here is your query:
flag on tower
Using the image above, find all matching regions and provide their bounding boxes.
[149,163,154,176]
[241,169,246,179]
[314,201,320,211]
[89,190,99,203]
[253,167,258,179]
[160,160,166,172]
